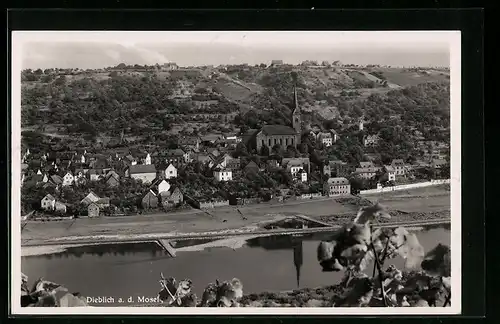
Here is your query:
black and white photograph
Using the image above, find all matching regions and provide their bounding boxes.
[11,31,461,315]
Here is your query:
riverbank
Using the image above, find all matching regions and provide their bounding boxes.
[21,186,450,246]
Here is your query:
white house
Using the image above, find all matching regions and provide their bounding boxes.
[287,162,304,178]
[144,153,152,165]
[41,194,56,210]
[156,179,171,194]
[125,164,157,184]
[318,133,333,147]
[164,164,178,179]
[36,169,42,175]
[62,172,74,186]
[297,169,308,182]
[384,166,396,181]
[42,174,49,183]
[214,169,232,182]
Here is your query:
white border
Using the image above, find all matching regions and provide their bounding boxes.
[11,31,461,315]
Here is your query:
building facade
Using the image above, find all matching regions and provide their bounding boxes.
[323,177,351,197]
[126,164,157,184]
[214,169,233,182]
[255,83,302,154]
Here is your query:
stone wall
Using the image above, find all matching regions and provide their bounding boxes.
[359,179,451,195]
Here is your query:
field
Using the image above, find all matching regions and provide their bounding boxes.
[375,68,449,87]
[21,186,450,246]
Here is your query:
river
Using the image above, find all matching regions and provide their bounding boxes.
[21,225,450,307]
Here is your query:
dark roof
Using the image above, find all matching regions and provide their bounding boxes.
[326,177,350,185]
[165,149,185,157]
[260,125,297,136]
[244,161,260,171]
[128,164,157,174]
[43,194,56,201]
[50,175,63,184]
[97,198,110,205]
[391,159,405,165]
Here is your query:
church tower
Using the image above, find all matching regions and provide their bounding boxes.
[292,84,302,134]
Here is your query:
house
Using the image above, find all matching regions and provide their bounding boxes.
[282,158,311,174]
[164,164,178,179]
[89,169,105,181]
[431,159,448,169]
[163,149,186,166]
[323,160,350,178]
[152,179,171,194]
[243,161,260,175]
[142,190,159,209]
[125,164,157,184]
[178,137,200,151]
[106,170,120,180]
[391,159,407,177]
[297,169,308,182]
[54,201,67,213]
[159,186,183,208]
[323,177,351,197]
[360,161,375,168]
[214,169,233,182]
[50,174,63,186]
[383,166,396,181]
[62,172,74,186]
[41,194,56,210]
[271,59,283,66]
[42,174,49,183]
[201,134,224,145]
[354,167,382,180]
[363,135,380,147]
[226,158,241,171]
[144,153,152,165]
[287,161,305,178]
[87,203,100,218]
[81,191,100,206]
[318,132,333,147]
[106,175,119,187]
[195,153,214,165]
[92,158,108,169]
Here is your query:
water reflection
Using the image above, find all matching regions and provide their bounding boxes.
[293,240,303,288]
[23,226,451,306]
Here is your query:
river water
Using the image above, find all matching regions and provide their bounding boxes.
[21,226,450,307]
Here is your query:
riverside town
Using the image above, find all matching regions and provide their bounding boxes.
[18,32,453,311]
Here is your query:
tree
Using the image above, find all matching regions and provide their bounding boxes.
[271,144,283,156]
[235,142,248,157]
[284,145,298,158]
[260,144,270,156]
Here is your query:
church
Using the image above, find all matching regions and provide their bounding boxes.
[254,84,302,154]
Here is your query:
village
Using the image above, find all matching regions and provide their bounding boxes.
[21,120,449,220]
[20,60,450,220]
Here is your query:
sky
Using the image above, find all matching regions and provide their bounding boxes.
[16,31,454,69]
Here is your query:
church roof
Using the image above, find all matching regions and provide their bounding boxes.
[260,125,297,136]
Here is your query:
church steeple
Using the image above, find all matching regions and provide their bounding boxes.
[292,84,302,134]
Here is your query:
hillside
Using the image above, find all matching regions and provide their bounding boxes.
[20,64,450,157]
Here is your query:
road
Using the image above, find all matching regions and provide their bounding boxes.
[21,218,451,248]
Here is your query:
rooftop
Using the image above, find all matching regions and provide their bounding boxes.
[260,125,297,136]
[326,177,350,185]
[128,164,157,174]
